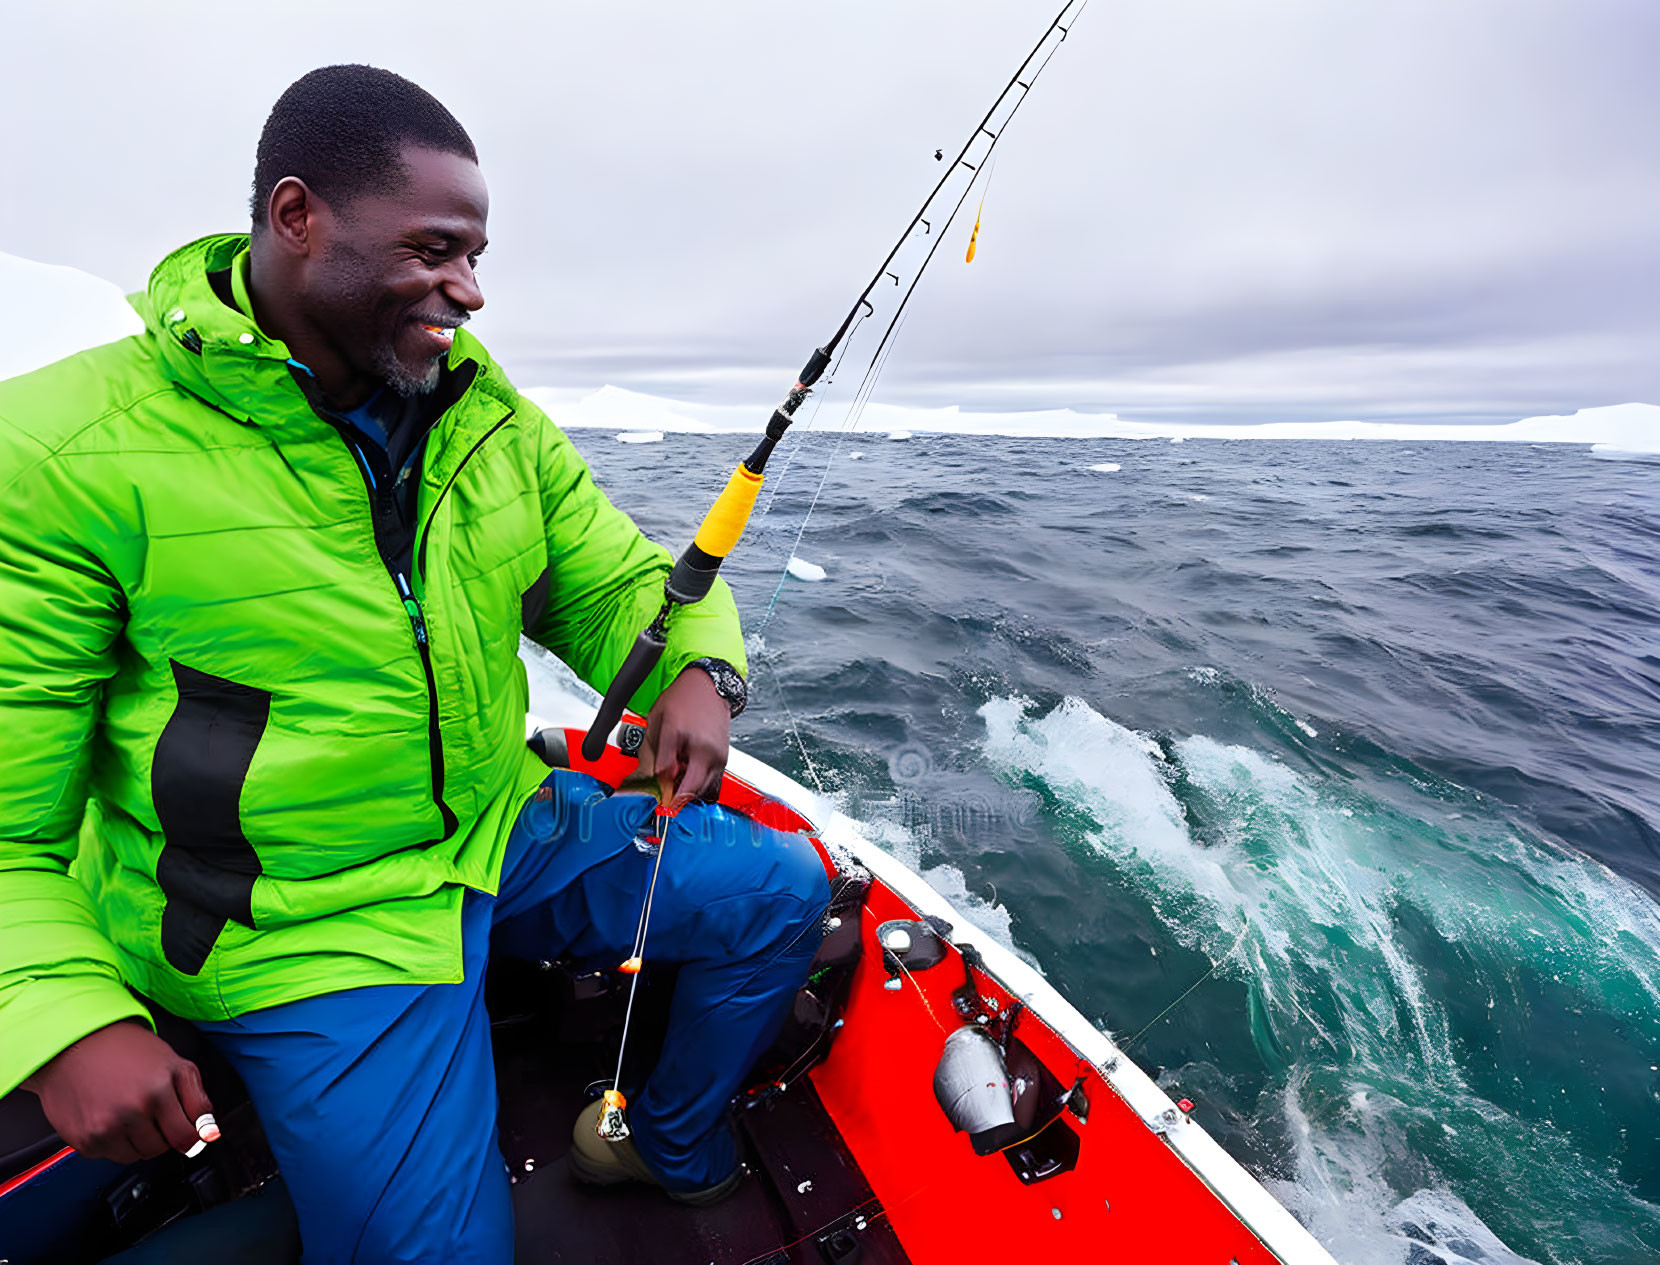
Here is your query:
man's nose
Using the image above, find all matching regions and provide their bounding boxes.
[442,258,485,313]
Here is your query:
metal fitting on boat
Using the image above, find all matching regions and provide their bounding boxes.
[932,1026,1015,1141]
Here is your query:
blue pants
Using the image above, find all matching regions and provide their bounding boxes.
[196,772,830,1264]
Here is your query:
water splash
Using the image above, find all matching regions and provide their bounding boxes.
[980,694,1660,1264]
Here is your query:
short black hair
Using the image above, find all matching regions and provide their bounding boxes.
[251,65,477,229]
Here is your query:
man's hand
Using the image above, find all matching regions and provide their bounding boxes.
[22,1019,214,1163]
[640,666,731,803]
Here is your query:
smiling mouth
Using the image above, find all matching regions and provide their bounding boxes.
[410,319,460,355]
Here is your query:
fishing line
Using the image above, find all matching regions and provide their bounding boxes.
[596,797,693,1141]
[752,3,1087,636]
[747,294,914,783]
[1120,916,1252,1052]
[579,0,1090,761]
[753,309,872,527]
[831,4,1084,403]
[965,153,998,264]
[753,648,827,795]
[756,288,919,635]
[765,0,1089,558]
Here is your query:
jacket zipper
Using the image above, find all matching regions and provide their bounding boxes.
[394,568,457,836]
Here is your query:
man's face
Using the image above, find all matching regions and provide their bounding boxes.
[303,146,489,397]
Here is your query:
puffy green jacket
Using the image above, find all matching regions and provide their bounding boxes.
[0,234,745,1095]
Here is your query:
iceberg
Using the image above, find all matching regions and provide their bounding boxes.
[520,385,1660,447]
[523,384,721,434]
[1,252,143,382]
[4,250,1653,452]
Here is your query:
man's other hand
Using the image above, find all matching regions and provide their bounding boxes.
[22,1019,215,1163]
[641,666,731,803]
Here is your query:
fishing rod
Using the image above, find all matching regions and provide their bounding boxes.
[580,0,1089,763]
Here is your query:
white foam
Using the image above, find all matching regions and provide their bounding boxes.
[846,450,866,460]
[785,556,826,582]
[1295,719,1318,738]
[1088,461,1121,473]
[849,810,1032,967]
[1268,1081,1546,1265]
[0,252,144,383]
[978,694,1660,1263]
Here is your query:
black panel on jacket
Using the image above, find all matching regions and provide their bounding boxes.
[153,661,271,976]
[521,565,552,636]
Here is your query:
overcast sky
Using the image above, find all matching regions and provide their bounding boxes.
[3,0,1656,425]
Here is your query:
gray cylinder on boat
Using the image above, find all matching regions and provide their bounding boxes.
[932,1026,1015,1136]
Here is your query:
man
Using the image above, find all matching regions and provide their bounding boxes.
[0,65,829,1261]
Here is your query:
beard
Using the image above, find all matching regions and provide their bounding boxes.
[371,340,443,398]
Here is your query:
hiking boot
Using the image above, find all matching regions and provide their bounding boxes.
[568,1098,744,1207]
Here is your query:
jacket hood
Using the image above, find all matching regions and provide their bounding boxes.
[134,233,505,427]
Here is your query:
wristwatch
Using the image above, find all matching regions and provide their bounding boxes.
[688,657,747,718]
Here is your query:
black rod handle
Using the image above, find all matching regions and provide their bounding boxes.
[581,624,669,761]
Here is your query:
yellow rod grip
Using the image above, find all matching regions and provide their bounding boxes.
[691,464,765,559]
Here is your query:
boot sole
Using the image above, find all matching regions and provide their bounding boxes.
[567,1144,642,1187]
[567,1146,743,1206]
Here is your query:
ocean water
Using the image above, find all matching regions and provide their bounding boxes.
[566,428,1660,1265]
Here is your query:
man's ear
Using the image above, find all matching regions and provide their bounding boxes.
[265,176,318,257]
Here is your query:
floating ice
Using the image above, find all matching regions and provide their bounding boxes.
[786,556,826,582]
[886,430,914,441]
[1169,436,1185,444]
[616,430,664,444]
[1088,462,1121,473]
[846,451,866,460]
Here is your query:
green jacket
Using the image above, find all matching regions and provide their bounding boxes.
[0,234,745,1095]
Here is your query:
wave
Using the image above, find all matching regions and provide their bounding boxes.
[978,693,1660,1264]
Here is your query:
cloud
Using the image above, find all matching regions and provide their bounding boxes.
[3,0,1654,423]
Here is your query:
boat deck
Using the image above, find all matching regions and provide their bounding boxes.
[493,973,909,1265]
